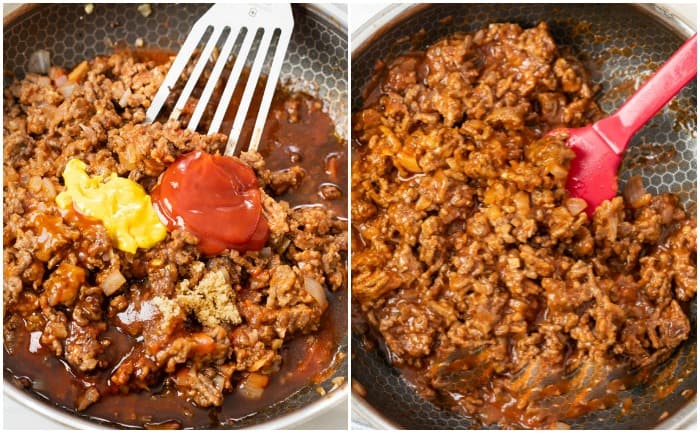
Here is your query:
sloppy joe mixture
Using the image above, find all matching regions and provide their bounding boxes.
[352,22,696,428]
[4,51,347,427]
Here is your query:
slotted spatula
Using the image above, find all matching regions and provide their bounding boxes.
[145,3,294,156]
[558,33,697,215]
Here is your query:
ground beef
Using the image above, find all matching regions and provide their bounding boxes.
[352,22,696,428]
[3,51,347,422]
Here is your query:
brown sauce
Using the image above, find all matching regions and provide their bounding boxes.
[5,305,340,427]
[258,92,348,219]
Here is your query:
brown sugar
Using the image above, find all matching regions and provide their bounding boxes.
[175,269,242,328]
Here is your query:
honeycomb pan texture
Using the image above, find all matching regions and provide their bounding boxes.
[4,3,348,138]
[351,3,696,429]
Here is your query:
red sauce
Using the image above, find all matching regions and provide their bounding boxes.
[151,150,269,255]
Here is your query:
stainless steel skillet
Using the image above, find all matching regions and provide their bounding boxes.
[351,3,696,429]
[3,3,348,429]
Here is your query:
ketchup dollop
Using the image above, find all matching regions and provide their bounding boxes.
[152,150,269,255]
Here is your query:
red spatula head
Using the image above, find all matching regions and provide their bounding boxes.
[563,126,623,214]
[559,33,697,217]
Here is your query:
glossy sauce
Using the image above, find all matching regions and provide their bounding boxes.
[257,92,348,218]
[4,288,346,428]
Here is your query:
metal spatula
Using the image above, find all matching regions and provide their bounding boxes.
[145,3,294,156]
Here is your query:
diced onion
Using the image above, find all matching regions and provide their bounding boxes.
[42,178,57,199]
[238,373,269,400]
[303,276,328,311]
[137,4,152,17]
[100,268,126,296]
[118,88,132,108]
[58,83,76,99]
[79,124,97,144]
[48,66,67,85]
[622,176,648,209]
[565,197,588,216]
[548,163,568,180]
[54,75,68,87]
[28,175,42,193]
[659,204,674,225]
[28,49,51,74]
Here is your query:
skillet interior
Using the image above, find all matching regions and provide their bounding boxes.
[3,3,348,428]
[351,3,696,429]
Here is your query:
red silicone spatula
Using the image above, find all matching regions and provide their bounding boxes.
[560,33,697,216]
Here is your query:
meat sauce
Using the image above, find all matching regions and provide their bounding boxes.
[5,291,345,428]
[351,22,695,428]
[4,47,347,428]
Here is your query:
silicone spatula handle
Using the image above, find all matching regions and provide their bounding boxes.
[594,33,697,155]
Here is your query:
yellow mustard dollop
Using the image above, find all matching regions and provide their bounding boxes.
[56,159,167,254]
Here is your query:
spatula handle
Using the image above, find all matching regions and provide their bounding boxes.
[594,33,697,155]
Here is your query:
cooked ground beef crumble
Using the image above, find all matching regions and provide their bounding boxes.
[4,51,347,427]
[352,22,696,428]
